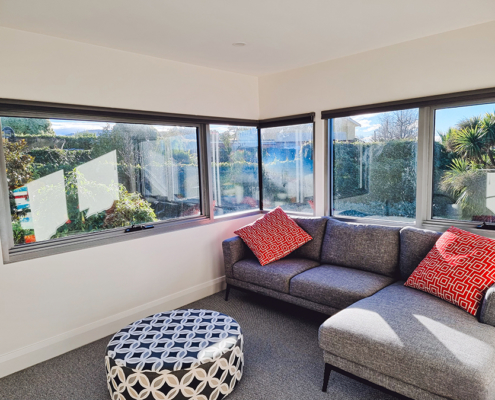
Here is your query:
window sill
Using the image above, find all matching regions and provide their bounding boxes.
[261,209,315,217]
[4,215,211,264]
[420,220,495,239]
[212,209,262,221]
[4,209,270,264]
[332,215,416,228]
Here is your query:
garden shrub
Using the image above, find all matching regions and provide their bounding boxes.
[103,186,157,228]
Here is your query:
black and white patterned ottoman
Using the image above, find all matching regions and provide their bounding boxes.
[105,309,244,400]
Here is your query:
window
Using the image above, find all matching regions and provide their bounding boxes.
[210,125,259,216]
[261,123,314,214]
[432,102,495,223]
[2,116,201,246]
[331,109,418,222]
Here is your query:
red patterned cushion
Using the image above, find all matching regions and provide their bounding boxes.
[234,207,313,266]
[405,226,495,315]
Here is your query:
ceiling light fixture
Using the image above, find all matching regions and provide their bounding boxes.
[232,42,246,47]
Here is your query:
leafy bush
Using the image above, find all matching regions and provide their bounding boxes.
[51,180,157,239]
[50,170,107,239]
[104,186,157,228]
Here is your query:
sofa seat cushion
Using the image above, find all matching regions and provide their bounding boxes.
[232,258,319,293]
[319,282,495,400]
[290,265,395,309]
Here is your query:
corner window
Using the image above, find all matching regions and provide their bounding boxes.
[210,125,259,216]
[261,123,314,214]
[2,116,201,246]
[331,109,418,222]
[432,103,495,223]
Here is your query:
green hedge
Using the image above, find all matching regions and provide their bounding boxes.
[333,140,453,218]
[29,148,92,178]
[334,140,417,218]
[16,134,97,150]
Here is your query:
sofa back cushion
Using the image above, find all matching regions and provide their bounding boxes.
[399,226,441,280]
[289,217,328,261]
[321,218,400,277]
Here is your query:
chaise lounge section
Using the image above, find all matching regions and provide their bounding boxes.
[223,217,495,399]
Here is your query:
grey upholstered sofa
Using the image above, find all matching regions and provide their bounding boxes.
[222,216,495,400]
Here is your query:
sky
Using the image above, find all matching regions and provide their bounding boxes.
[50,119,114,135]
[434,103,495,133]
[350,102,495,141]
[49,119,178,135]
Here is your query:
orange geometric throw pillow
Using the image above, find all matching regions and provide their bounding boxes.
[405,226,495,315]
[234,207,312,266]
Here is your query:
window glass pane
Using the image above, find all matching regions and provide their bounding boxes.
[261,123,313,213]
[332,109,418,222]
[1,117,200,245]
[433,103,495,222]
[210,125,259,216]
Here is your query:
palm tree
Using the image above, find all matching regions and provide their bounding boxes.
[453,126,486,165]
[456,115,482,130]
[481,112,495,166]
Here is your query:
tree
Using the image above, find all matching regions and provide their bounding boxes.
[439,113,495,167]
[1,117,55,136]
[453,126,486,165]
[3,139,34,190]
[373,110,418,141]
[481,113,495,166]
[456,115,481,131]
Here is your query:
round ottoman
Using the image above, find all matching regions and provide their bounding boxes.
[105,309,244,400]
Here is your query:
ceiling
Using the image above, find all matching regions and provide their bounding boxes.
[1,0,495,76]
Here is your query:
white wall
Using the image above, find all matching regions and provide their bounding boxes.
[0,27,259,119]
[259,21,495,216]
[0,27,260,377]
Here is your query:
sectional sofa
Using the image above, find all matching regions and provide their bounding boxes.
[222,217,495,400]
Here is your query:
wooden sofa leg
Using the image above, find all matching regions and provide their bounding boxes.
[225,284,231,301]
[322,363,332,392]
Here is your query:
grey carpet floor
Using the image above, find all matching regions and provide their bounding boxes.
[0,289,395,400]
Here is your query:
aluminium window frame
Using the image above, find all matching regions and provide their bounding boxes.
[207,123,262,217]
[258,116,316,217]
[212,113,316,219]
[325,115,418,228]
[322,87,495,236]
[0,99,260,264]
[421,97,495,237]
[0,99,316,263]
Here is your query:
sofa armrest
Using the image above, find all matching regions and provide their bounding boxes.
[480,284,495,327]
[222,236,251,278]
